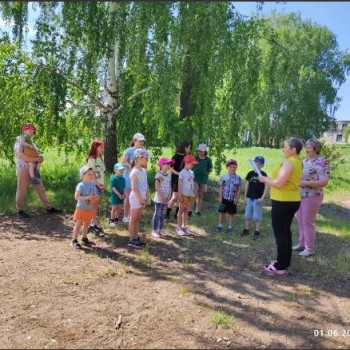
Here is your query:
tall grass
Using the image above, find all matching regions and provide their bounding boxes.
[1,145,349,215]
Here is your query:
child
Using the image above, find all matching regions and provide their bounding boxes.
[110,163,126,226]
[190,143,213,216]
[242,156,269,240]
[215,159,242,234]
[128,148,151,248]
[20,123,41,185]
[152,157,174,237]
[87,139,106,236]
[176,155,198,235]
[72,166,98,249]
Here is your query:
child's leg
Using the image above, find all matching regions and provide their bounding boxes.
[245,219,251,230]
[111,205,117,220]
[182,202,189,227]
[28,162,35,178]
[82,221,89,239]
[255,220,262,231]
[115,204,121,221]
[73,221,83,241]
[177,200,186,227]
[218,212,225,225]
[152,203,162,231]
[196,185,204,212]
[129,208,142,238]
[134,208,144,236]
[91,195,101,226]
[228,214,234,227]
[123,188,132,219]
[159,204,167,229]
[36,161,41,170]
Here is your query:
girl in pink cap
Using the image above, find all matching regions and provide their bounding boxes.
[152,157,174,237]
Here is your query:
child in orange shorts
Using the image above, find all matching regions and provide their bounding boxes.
[72,166,99,249]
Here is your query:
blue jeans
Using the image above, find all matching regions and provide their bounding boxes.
[152,203,168,230]
[244,198,262,221]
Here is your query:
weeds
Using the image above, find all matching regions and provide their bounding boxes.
[211,310,234,328]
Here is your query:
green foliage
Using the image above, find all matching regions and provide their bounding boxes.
[320,139,345,171]
[343,125,350,144]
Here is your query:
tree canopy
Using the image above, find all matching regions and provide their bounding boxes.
[1,2,349,172]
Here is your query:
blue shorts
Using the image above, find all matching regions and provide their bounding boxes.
[244,198,262,221]
[124,172,131,190]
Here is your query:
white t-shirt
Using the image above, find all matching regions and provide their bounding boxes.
[154,171,171,203]
[178,169,195,197]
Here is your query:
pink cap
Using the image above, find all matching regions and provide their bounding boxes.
[158,157,175,167]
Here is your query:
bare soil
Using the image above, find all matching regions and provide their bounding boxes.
[1,203,350,349]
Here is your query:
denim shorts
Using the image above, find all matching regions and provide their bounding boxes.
[244,198,262,221]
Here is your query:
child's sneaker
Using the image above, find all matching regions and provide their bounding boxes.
[214,226,222,234]
[252,231,260,240]
[152,230,161,238]
[158,230,167,237]
[128,237,146,249]
[240,228,249,237]
[72,240,82,250]
[195,211,201,216]
[88,225,101,236]
[81,237,95,246]
[30,177,41,185]
[182,227,191,235]
[175,227,186,236]
[188,210,193,218]
[122,217,129,223]
[227,227,234,234]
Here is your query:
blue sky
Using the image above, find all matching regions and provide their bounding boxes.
[234,1,350,121]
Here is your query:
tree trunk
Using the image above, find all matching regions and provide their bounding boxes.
[104,112,117,171]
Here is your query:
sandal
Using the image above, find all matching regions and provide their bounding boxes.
[264,263,286,275]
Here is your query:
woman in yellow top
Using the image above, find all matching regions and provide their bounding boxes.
[259,138,303,275]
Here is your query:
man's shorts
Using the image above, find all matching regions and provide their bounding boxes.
[244,198,262,221]
[180,195,195,203]
[171,177,179,192]
[218,198,237,215]
[73,208,93,222]
[193,182,208,196]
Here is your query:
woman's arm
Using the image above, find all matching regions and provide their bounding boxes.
[178,178,183,202]
[155,179,166,203]
[299,180,328,188]
[234,185,241,205]
[244,181,249,204]
[121,150,131,170]
[259,161,293,188]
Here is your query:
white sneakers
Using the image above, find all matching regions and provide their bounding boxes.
[292,244,304,251]
[122,217,129,223]
[298,249,314,257]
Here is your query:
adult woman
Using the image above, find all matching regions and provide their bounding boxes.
[14,123,61,218]
[121,133,146,223]
[166,141,191,220]
[87,139,105,235]
[294,138,329,257]
[259,138,303,275]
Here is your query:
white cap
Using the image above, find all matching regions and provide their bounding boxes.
[197,143,207,152]
[79,165,93,178]
[133,133,146,141]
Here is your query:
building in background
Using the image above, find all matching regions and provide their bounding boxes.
[323,120,350,144]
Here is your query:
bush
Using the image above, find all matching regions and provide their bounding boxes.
[320,139,345,171]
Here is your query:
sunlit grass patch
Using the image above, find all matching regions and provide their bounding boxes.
[336,250,350,275]
[211,309,234,328]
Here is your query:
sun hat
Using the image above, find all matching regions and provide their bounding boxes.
[134,148,152,159]
[133,133,146,141]
[22,123,36,132]
[254,156,265,165]
[197,143,207,152]
[114,163,125,170]
[158,157,175,167]
[183,155,198,164]
[226,159,238,166]
[79,165,93,178]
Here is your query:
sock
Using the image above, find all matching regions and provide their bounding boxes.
[90,220,96,226]
[228,225,232,229]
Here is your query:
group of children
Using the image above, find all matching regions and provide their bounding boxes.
[72,139,269,249]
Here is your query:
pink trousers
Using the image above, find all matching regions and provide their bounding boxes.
[295,195,323,252]
[16,166,52,211]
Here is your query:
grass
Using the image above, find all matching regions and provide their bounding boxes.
[211,310,235,328]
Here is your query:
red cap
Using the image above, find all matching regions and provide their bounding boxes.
[183,155,198,164]
[22,123,36,132]
[226,159,237,166]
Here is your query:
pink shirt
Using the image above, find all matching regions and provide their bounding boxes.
[300,156,330,198]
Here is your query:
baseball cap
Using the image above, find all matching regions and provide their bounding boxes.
[22,123,36,132]
[133,133,146,141]
[158,157,175,167]
[134,148,152,159]
[114,162,125,170]
[254,156,265,165]
[79,165,93,178]
[226,159,238,166]
[197,143,207,152]
[183,155,198,164]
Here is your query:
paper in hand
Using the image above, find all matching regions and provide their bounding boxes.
[248,159,262,177]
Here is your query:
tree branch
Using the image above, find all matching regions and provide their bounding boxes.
[65,100,99,109]
[113,87,151,115]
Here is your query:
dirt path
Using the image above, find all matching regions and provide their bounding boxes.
[1,211,349,349]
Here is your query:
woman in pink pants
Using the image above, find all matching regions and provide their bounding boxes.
[294,138,329,257]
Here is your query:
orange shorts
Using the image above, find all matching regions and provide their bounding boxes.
[180,195,195,203]
[73,208,93,222]
[24,147,38,158]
